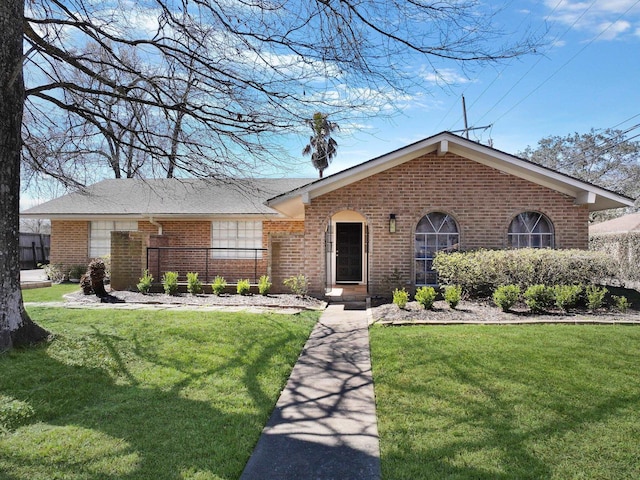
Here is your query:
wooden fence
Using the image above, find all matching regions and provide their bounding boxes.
[19,233,50,270]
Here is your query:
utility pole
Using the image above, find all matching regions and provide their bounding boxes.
[462,95,469,139]
[452,95,492,138]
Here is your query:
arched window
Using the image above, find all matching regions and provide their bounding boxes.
[415,212,459,286]
[507,212,554,248]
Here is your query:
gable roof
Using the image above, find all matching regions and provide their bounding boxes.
[21,177,314,219]
[589,212,640,234]
[266,131,636,218]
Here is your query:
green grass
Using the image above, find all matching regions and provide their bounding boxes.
[371,325,640,479]
[1,307,318,480]
[22,283,80,303]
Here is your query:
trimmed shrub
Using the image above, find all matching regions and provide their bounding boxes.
[393,288,409,309]
[585,285,608,311]
[612,295,631,313]
[68,264,86,281]
[258,275,272,296]
[553,284,582,312]
[211,276,227,296]
[590,232,640,282]
[137,270,154,294]
[237,279,251,295]
[162,271,179,296]
[493,285,521,312]
[284,274,309,297]
[88,258,108,297]
[186,272,203,295]
[523,284,555,313]
[415,286,436,310]
[434,248,616,298]
[444,285,462,309]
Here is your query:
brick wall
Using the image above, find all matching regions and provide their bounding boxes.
[266,220,305,293]
[303,152,590,296]
[110,231,146,290]
[50,220,90,271]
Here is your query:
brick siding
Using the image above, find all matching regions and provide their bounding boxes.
[266,220,305,293]
[303,152,589,296]
[50,153,589,297]
[49,221,90,272]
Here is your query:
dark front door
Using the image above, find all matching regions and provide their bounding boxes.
[336,222,362,282]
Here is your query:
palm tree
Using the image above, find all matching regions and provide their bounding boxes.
[302,112,339,179]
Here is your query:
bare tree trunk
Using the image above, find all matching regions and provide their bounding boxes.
[0,0,49,351]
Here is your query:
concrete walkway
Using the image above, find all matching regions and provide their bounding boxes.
[240,303,381,480]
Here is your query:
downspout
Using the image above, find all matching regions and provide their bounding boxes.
[148,216,163,235]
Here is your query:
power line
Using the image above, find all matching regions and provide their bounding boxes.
[476,0,600,126]
[488,0,640,127]
[434,0,542,132]
[609,113,640,131]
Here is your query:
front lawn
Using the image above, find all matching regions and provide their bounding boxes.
[21,283,80,302]
[1,307,318,480]
[371,325,640,479]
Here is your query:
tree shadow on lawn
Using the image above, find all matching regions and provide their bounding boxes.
[0,319,307,480]
[379,340,640,479]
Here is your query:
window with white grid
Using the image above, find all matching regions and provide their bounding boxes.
[211,221,263,259]
[89,220,138,258]
[415,212,459,286]
[507,212,554,248]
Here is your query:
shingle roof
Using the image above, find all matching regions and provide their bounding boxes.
[589,212,640,234]
[21,177,314,218]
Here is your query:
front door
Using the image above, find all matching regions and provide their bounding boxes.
[335,222,362,282]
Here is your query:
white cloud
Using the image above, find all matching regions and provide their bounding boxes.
[420,68,471,85]
[545,0,640,40]
[597,20,632,40]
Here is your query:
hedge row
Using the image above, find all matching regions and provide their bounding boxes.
[433,248,616,297]
[590,232,640,283]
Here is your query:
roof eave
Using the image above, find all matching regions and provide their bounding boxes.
[267,132,635,215]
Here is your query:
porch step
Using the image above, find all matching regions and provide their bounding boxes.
[325,286,369,303]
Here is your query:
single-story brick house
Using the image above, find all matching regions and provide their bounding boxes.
[22,132,634,297]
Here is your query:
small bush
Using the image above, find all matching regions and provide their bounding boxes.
[137,270,154,294]
[211,276,227,296]
[393,288,409,309]
[162,271,179,296]
[612,295,631,313]
[39,263,64,284]
[88,258,108,296]
[284,274,309,297]
[493,285,521,312]
[68,264,86,280]
[258,275,272,296]
[553,284,582,312]
[236,279,251,295]
[585,285,608,311]
[523,284,555,313]
[415,286,436,310]
[186,272,203,295]
[444,285,462,309]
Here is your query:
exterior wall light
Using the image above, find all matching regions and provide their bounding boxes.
[389,214,396,233]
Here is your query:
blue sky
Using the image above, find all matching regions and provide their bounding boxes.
[21,0,640,207]
[290,0,640,178]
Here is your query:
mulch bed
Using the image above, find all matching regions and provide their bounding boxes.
[64,289,326,311]
[371,299,640,325]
